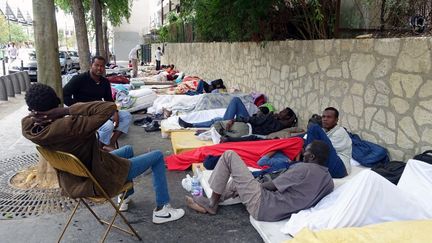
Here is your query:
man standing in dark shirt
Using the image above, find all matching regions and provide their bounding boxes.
[63,56,132,151]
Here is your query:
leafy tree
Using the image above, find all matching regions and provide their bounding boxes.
[0,15,30,44]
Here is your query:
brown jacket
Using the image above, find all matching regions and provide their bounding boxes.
[22,101,130,198]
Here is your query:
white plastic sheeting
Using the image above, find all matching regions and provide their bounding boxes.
[282,159,432,236]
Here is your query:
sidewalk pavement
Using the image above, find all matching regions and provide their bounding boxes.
[0,95,263,243]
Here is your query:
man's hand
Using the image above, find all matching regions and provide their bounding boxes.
[31,107,69,126]
[112,110,119,128]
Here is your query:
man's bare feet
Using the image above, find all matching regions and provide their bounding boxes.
[102,145,116,152]
[185,195,218,215]
[185,196,207,214]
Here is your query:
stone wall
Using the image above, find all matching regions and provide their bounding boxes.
[152,37,432,161]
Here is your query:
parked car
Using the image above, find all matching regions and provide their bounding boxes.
[9,49,74,81]
[8,48,38,81]
[67,50,80,70]
[59,51,73,74]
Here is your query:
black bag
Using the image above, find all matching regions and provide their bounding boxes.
[371,161,406,185]
[413,150,432,165]
[210,79,225,90]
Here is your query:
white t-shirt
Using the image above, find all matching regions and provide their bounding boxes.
[8,46,18,59]
[326,125,352,174]
[128,45,141,60]
[155,49,163,61]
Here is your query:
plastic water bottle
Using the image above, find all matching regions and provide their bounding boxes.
[191,175,202,196]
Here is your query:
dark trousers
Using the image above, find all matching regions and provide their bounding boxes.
[156,60,161,70]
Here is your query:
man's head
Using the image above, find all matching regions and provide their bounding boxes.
[90,56,106,77]
[303,140,330,166]
[157,47,161,50]
[25,83,60,112]
[322,107,339,130]
[277,107,297,127]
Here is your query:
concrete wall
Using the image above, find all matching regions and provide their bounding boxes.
[153,37,432,161]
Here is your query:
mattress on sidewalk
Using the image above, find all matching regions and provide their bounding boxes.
[250,161,369,243]
[194,159,369,243]
[171,131,213,154]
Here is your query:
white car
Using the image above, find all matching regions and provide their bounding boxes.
[59,51,73,74]
[67,50,80,70]
[8,49,38,81]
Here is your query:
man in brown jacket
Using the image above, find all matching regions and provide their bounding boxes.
[22,83,184,224]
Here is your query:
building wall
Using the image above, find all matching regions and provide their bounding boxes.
[113,0,152,61]
[153,37,432,161]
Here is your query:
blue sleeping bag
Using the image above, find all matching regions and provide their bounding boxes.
[349,132,390,167]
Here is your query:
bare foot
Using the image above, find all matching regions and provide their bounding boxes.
[102,145,116,152]
[185,196,207,214]
[192,195,218,215]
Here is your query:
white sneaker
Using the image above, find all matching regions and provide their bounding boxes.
[152,204,185,224]
[117,195,130,212]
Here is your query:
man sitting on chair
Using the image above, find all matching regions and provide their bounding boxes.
[22,83,184,224]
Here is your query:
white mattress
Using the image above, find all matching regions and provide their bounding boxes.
[120,88,157,113]
[198,159,369,243]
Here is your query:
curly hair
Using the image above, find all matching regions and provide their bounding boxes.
[308,140,330,166]
[25,83,60,112]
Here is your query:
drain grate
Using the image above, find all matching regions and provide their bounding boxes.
[0,154,77,219]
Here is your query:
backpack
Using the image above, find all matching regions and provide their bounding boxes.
[413,150,432,165]
[372,161,406,185]
[349,132,390,167]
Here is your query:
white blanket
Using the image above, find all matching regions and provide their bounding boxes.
[281,159,432,236]
[147,94,203,115]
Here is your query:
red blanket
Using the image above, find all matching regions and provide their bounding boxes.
[165,137,304,170]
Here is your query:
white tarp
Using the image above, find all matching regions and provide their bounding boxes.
[282,159,432,236]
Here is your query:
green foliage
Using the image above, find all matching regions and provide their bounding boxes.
[0,15,29,44]
[176,0,335,42]
[55,0,131,27]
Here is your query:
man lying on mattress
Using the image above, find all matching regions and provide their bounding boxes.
[185,140,334,222]
[178,96,297,135]
[256,107,351,179]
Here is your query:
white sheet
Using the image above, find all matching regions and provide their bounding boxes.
[281,159,432,236]
[160,109,227,132]
[147,94,203,115]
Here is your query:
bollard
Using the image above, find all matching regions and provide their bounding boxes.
[22,71,31,90]
[2,76,15,98]
[9,73,21,95]
[17,72,27,92]
[0,77,7,101]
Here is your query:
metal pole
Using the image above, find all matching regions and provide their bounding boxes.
[20,60,24,71]
[2,59,6,76]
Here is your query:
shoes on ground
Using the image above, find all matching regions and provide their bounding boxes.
[152,204,185,224]
[117,195,131,212]
[144,121,160,132]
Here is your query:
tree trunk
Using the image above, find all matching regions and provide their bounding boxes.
[93,0,106,57]
[103,16,110,62]
[69,0,91,72]
[32,0,61,188]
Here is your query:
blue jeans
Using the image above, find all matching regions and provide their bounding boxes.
[192,97,250,127]
[98,110,132,145]
[111,145,170,207]
[305,125,347,178]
